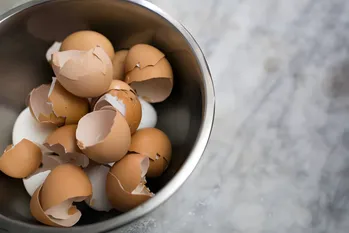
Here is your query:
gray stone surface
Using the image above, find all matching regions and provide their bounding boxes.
[3,0,349,232]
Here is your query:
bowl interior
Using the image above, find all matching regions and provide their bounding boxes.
[0,0,203,227]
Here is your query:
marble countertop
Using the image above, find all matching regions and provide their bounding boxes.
[2,0,349,232]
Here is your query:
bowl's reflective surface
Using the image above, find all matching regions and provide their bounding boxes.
[0,0,214,232]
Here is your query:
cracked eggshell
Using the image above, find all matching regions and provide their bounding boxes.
[23,155,63,196]
[30,186,81,227]
[94,89,142,134]
[129,128,172,178]
[137,97,157,130]
[106,154,153,212]
[125,44,164,73]
[40,164,92,211]
[28,84,65,126]
[60,30,115,60]
[76,109,131,164]
[85,165,112,212]
[112,50,128,80]
[125,57,173,103]
[48,78,89,125]
[12,107,57,145]
[52,46,113,98]
[44,125,89,168]
[0,139,42,178]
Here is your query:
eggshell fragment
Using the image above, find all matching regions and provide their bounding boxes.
[76,109,131,164]
[0,139,42,178]
[40,164,92,211]
[46,41,62,63]
[23,155,63,196]
[28,84,65,126]
[112,50,128,80]
[85,165,113,212]
[52,46,113,98]
[94,89,142,134]
[12,107,57,145]
[129,128,172,177]
[125,44,164,73]
[106,154,153,212]
[125,58,173,103]
[60,30,115,59]
[30,186,81,227]
[44,125,89,168]
[48,78,89,125]
[108,80,134,92]
[137,97,157,130]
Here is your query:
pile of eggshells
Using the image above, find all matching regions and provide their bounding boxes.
[0,30,173,227]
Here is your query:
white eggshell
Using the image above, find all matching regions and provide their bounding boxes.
[46,41,62,62]
[137,97,157,130]
[85,165,112,212]
[23,170,51,196]
[12,107,56,145]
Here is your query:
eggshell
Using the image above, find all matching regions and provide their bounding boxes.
[129,128,172,177]
[40,164,92,211]
[94,89,142,134]
[0,139,42,178]
[108,80,134,92]
[48,78,89,125]
[125,44,164,73]
[112,50,128,80]
[28,84,65,126]
[46,41,62,63]
[106,154,153,212]
[12,107,57,145]
[60,30,115,59]
[137,97,157,130]
[30,186,81,227]
[76,109,131,164]
[52,46,113,98]
[85,165,113,212]
[44,125,89,168]
[23,155,63,196]
[125,57,173,103]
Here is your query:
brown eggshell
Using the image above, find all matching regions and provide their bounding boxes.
[0,139,42,178]
[40,164,92,211]
[129,128,172,177]
[28,84,65,126]
[76,109,131,163]
[49,78,89,124]
[60,30,115,59]
[125,57,173,103]
[30,186,81,227]
[112,50,128,80]
[94,89,141,134]
[44,125,89,168]
[125,44,164,73]
[106,172,153,212]
[109,154,149,192]
[52,46,113,98]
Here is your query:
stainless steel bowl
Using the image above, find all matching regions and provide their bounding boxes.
[0,0,215,232]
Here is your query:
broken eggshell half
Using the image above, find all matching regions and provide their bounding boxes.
[124,44,164,73]
[0,139,42,178]
[129,128,172,178]
[84,164,113,212]
[40,164,92,211]
[30,185,82,227]
[28,78,89,126]
[106,153,153,212]
[93,88,142,134]
[52,46,113,98]
[23,155,63,197]
[125,57,173,103]
[44,124,89,168]
[76,109,131,164]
